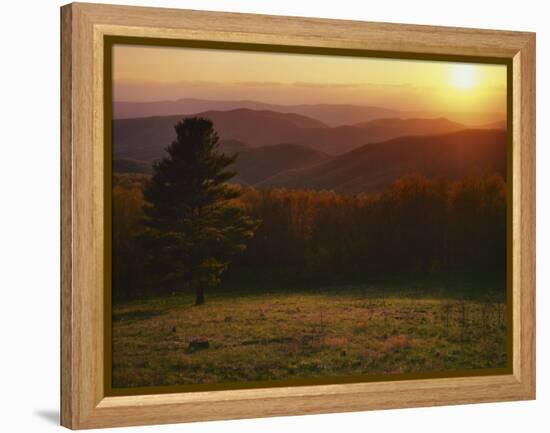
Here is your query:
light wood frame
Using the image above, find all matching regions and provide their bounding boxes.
[61,2,536,429]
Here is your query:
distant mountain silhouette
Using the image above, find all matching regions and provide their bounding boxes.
[232,143,331,185]
[113,109,469,158]
[113,109,328,160]
[352,117,465,134]
[402,111,505,127]
[259,129,507,193]
[114,98,505,127]
[114,98,400,127]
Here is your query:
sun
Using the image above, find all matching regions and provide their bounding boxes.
[449,64,478,90]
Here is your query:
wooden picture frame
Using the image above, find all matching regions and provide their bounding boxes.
[61,2,535,429]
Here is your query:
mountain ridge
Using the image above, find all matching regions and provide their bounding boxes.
[113,109,473,158]
[113,98,400,126]
[258,129,507,193]
[113,97,506,127]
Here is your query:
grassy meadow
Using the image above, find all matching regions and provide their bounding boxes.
[112,278,507,388]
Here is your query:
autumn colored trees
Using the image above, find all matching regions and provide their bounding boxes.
[112,169,506,300]
[233,172,506,276]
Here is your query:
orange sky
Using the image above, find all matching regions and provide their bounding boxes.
[112,44,507,115]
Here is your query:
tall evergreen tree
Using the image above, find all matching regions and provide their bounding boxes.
[141,117,258,304]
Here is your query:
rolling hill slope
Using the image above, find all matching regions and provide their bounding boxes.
[232,144,331,185]
[259,129,507,193]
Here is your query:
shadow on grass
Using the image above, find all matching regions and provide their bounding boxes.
[113,270,506,308]
[113,309,164,322]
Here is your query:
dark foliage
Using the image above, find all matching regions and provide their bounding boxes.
[112,171,506,301]
[133,118,258,304]
[235,172,506,279]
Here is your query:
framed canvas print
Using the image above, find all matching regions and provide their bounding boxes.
[60,2,536,429]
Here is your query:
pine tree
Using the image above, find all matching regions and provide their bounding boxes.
[141,117,258,304]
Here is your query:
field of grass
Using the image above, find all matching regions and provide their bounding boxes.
[112,280,508,388]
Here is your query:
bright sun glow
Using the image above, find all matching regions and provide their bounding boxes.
[450,65,478,90]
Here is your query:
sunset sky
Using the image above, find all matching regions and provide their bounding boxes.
[112,44,507,116]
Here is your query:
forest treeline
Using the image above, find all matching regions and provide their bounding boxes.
[112,171,506,300]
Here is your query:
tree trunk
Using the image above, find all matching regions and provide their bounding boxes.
[195,284,205,305]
